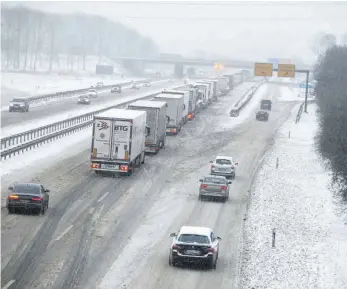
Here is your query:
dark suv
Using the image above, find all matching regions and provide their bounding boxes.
[256,110,269,121]
[260,99,272,110]
[9,98,29,112]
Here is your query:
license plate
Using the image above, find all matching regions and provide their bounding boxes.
[217,168,227,171]
[20,200,30,203]
[185,249,200,255]
[101,164,119,169]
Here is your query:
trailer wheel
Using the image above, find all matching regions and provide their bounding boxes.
[141,152,145,164]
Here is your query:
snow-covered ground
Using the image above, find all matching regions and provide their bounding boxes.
[240,104,347,289]
[1,72,143,106]
[1,81,180,138]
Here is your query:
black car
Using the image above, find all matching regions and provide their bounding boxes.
[7,183,50,215]
[9,98,29,112]
[260,99,272,110]
[256,110,269,121]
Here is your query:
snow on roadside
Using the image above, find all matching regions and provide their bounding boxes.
[278,85,303,102]
[240,103,347,289]
[1,128,91,186]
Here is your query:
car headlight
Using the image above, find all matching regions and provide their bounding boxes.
[20,104,24,106]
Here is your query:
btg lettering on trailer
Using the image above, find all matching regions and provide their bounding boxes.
[114,125,129,131]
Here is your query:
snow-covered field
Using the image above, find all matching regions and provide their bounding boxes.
[1,72,143,106]
[240,104,347,289]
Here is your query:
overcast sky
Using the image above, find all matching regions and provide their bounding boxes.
[20,1,347,64]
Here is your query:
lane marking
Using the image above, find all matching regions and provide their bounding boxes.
[2,280,15,289]
[55,225,74,241]
[97,192,109,203]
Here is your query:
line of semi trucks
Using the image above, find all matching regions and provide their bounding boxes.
[90,70,251,176]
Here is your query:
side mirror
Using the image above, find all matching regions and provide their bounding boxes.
[210,160,213,163]
[45,189,50,193]
[199,178,203,182]
[235,162,239,166]
[8,186,13,191]
[217,236,222,240]
[170,233,177,237]
[228,181,232,184]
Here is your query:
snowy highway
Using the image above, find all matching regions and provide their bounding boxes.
[0,79,182,130]
[1,82,299,289]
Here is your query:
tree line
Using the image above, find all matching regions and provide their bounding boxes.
[1,5,159,72]
[314,44,347,202]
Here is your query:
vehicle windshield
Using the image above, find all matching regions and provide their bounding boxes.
[12,98,25,102]
[89,89,96,92]
[204,177,225,184]
[261,100,271,103]
[13,184,40,195]
[216,159,232,165]
[178,234,209,244]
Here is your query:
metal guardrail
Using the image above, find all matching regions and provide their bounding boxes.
[1,77,253,160]
[295,99,315,123]
[15,78,155,104]
[1,91,164,160]
[229,81,264,117]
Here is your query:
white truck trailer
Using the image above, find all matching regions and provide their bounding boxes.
[90,108,149,176]
[217,77,228,95]
[193,83,209,109]
[128,100,167,154]
[179,86,199,120]
[162,90,189,124]
[153,93,184,135]
[196,80,214,104]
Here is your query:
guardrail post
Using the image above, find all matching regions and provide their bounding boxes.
[272,228,276,248]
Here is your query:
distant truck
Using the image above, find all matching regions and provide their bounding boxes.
[196,81,213,104]
[179,86,199,120]
[160,90,189,124]
[153,93,184,135]
[222,74,234,91]
[260,99,272,110]
[193,83,209,109]
[90,109,149,176]
[128,100,167,154]
[217,77,229,95]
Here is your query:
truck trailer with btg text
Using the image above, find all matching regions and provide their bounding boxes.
[90,109,149,176]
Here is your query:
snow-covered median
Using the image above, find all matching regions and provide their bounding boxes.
[240,103,347,289]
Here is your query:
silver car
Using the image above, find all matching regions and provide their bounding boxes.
[198,175,231,202]
[169,226,221,269]
[210,156,238,179]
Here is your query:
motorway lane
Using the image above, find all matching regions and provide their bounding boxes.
[0,83,297,289]
[0,80,181,128]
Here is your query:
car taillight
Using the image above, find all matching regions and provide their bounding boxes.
[120,165,128,171]
[172,244,179,249]
[32,197,42,201]
[231,166,235,169]
[211,165,215,169]
[91,163,100,168]
[220,186,227,190]
[206,247,215,253]
[200,184,208,189]
[8,195,19,200]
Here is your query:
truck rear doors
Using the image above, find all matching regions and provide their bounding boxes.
[111,120,132,160]
[92,118,112,159]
